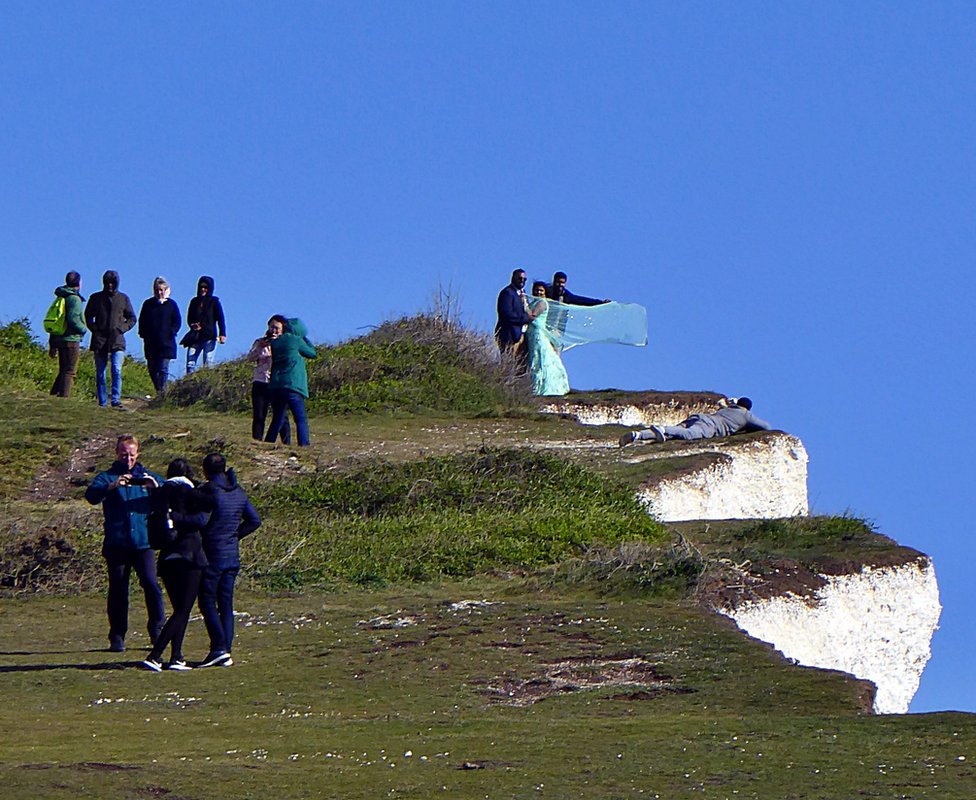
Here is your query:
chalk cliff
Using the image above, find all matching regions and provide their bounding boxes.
[542,391,940,714]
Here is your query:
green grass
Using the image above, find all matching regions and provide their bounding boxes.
[1,313,973,797]
[0,588,974,799]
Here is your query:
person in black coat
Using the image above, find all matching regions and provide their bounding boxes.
[183,275,227,374]
[142,459,214,671]
[137,277,182,395]
[196,452,260,668]
[84,269,136,407]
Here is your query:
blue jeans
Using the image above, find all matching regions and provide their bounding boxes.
[265,389,309,446]
[198,564,240,654]
[94,350,125,406]
[186,338,216,374]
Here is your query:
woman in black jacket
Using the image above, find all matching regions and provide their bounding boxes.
[137,277,182,395]
[142,459,213,671]
[182,276,226,374]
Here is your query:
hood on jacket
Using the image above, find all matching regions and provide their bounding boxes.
[102,270,120,295]
[55,285,84,301]
[285,317,309,339]
[209,468,240,491]
[197,276,215,296]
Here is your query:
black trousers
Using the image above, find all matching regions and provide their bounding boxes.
[150,557,202,662]
[252,381,291,443]
[103,546,165,643]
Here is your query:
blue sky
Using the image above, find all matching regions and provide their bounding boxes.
[2,2,974,713]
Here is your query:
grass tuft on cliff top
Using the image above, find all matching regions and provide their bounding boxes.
[162,312,530,415]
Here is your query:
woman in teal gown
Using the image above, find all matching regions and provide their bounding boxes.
[526,281,570,396]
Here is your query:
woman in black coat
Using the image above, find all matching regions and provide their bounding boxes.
[142,458,213,671]
[137,277,182,395]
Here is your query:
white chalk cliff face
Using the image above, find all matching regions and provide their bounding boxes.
[720,560,941,714]
[540,395,942,713]
[634,434,809,522]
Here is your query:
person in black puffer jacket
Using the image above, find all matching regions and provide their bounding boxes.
[196,452,260,668]
[142,459,214,672]
[183,276,226,374]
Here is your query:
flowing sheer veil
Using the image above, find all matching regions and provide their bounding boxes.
[543,300,647,352]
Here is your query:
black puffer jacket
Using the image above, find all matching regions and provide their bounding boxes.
[152,477,214,568]
[85,270,136,353]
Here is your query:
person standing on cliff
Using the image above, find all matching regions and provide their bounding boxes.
[545,271,610,306]
[84,270,136,408]
[618,397,772,446]
[48,270,87,398]
[183,276,226,374]
[495,268,535,364]
[85,434,165,652]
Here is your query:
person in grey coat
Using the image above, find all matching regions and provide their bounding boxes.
[618,397,772,446]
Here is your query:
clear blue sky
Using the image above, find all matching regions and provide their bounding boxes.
[2,2,973,713]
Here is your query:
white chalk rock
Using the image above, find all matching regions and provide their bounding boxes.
[720,559,941,714]
[636,433,809,522]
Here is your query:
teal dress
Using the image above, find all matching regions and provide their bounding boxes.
[526,298,570,396]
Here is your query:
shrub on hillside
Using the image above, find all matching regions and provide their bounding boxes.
[163,313,531,415]
[0,319,154,399]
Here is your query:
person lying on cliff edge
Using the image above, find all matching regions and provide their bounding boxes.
[618,397,772,447]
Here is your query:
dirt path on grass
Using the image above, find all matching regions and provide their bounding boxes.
[25,434,115,502]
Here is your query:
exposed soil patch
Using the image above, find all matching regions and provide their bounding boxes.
[480,656,681,706]
[26,434,114,502]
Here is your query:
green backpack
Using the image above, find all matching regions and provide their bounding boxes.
[43,295,67,336]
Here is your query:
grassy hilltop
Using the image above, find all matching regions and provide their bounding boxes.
[0,317,973,799]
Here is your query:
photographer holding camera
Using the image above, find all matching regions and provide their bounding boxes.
[85,434,165,653]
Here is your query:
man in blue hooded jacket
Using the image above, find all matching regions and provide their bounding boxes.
[196,452,261,667]
[85,434,165,652]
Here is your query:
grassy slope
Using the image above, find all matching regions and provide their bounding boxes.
[1,320,973,797]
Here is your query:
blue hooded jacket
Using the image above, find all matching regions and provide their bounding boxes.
[85,460,165,550]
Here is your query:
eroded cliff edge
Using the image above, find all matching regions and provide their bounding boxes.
[543,391,941,713]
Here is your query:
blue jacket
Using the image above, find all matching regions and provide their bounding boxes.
[200,469,261,568]
[85,461,165,550]
[494,284,531,347]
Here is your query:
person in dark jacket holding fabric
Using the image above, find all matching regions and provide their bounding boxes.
[138,276,182,395]
[142,458,213,672]
[196,453,261,668]
[85,435,165,652]
[263,316,317,447]
[48,271,87,398]
[183,275,226,374]
[545,271,610,307]
[85,270,136,407]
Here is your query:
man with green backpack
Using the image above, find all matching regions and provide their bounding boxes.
[45,271,87,398]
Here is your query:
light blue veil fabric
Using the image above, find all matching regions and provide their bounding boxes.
[543,300,647,352]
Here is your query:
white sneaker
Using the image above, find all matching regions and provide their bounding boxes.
[141,658,163,672]
[167,659,192,671]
